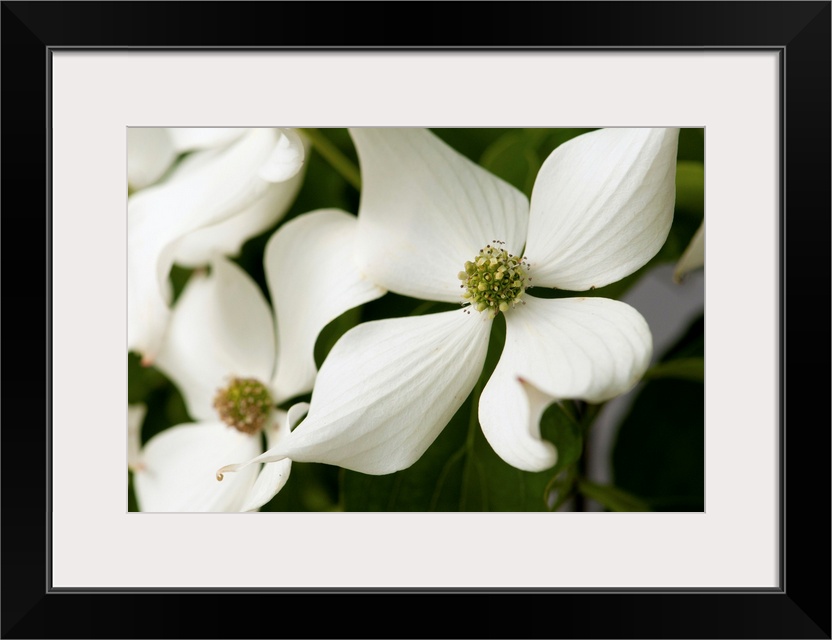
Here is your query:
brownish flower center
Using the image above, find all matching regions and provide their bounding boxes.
[213,377,273,435]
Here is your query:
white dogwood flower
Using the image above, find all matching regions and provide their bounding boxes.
[219,127,679,477]
[132,210,384,512]
[128,128,306,364]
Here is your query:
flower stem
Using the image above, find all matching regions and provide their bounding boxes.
[299,128,361,190]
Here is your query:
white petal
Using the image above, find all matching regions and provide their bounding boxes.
[127,128,292,361]
[525,128,679,290]
[479,296,652,471]
[479,377,560,472]
[286,401,310,429]
[674,221,705,283]
[155,257,276,422]
[258,128,305,182]
[167,127,246,152]
[172,166,305,268]
[127,128,177,191]
[350,128,529,302]
[266,209,386,403]
[221,310,491,476]
[127,403,147,471]
[134,422,261,512]
[239,411,293,512]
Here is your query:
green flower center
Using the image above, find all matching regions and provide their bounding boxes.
[458,242,529,318]
[213,377,273,435]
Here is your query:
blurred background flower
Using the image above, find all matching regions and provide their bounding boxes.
[127,128,306,363]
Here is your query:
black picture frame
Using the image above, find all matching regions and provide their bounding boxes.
[2,2,829,638]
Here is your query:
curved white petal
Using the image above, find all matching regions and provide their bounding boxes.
[172,166,305,268]
[267,209,386,403]
[350,128,529,302]
[127,128,177,191]
[221,310,491,476]
[258,128,305,182]
[167,127,246,153]
[127,128,293,361]
[479,296,652,471]
[674,221,705,283]
[239,411,293,512]
[127,403,147,471]
[525,128,679,290]
[134,422,261,512]
[480,377,560,472]
[155,257,276,422]
[286,401,310,430]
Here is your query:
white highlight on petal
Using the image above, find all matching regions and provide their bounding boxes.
[127,128,292,361]
[674,221,705,283]
[155,257,276,422]
[127,128,177,191]
[221,309,491,476]
[127,403,147,472]
[350,128,529,302]
[525,128,679,291]
[479,295,652,471]
[134,422,261,512]
[266,209,386,403]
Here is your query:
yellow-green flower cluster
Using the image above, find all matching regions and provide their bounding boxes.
[459,242,529,318]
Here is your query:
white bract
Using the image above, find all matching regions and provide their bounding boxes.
[127,128,306,364]
[219,127,679,477]
[132,210,384,512]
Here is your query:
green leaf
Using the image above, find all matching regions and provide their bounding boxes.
[545,467,578,512]
[261,462,341,512]
[479,131,541,196]
[168,264,194,304]
[314,306,363,369]
[675,161,705,219]
[286,144,359,218]
[299,128,361,190]
[612,315,704,511]
[644,357,704,383]
[340,394,577,512]
[430,128,514,163]
[577,480,651,512]
[541,403,584,475]
[127,355,191,444]
[128,472,139,512]
[535,128,597,158]
[127,351,169,404]
[677,127,705,163]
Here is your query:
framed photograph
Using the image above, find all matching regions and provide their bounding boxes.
[2,2,829,638]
